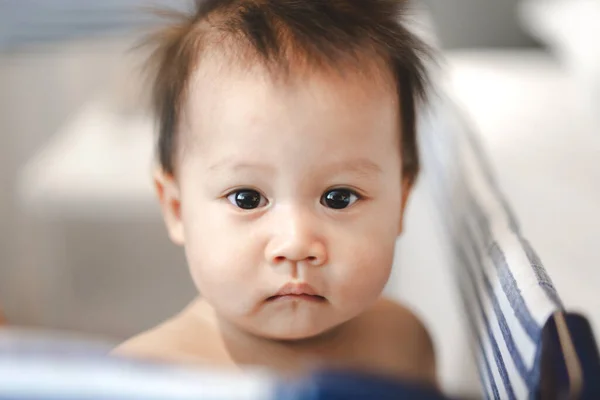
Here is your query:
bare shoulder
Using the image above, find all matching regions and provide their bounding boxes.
[112,321,184,362]
[359,297,437,387]
[370,297,432,334]
[111,316,209,364]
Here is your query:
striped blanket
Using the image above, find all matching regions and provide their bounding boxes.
[420,93,597,399]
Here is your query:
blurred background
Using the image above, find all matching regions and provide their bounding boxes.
[0,0,599,398]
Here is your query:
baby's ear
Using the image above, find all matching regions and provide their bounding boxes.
[154,169,185,246]
[398,177,414,235]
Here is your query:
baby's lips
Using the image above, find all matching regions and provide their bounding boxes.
[274,282,318,297]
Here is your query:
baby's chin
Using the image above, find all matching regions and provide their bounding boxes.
[261,327,331,342]
[242,317,348,343]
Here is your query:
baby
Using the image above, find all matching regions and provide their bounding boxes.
[115,0,437,388]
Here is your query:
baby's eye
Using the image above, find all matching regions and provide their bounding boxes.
[321,189,360,210]
[227,189,268,210]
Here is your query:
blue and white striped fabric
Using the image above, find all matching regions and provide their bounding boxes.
[419,95,564,400]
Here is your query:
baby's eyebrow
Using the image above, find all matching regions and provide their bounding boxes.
[323,159,382,177]
[207,158,382,176]
[208,159,275,173]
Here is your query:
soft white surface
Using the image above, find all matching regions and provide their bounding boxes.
[520,0,600,126]
[520,0,600,67]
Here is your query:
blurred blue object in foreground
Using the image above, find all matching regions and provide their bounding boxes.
[0,329,451,400]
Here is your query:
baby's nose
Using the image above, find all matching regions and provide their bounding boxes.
[268,239,327,266]
[265,208,327,266]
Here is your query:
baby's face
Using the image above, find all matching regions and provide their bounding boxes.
[160,61,409,340]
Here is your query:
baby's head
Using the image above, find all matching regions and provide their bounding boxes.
[147,0,430,341]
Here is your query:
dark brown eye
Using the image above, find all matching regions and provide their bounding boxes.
[227,190,267,210]
[321,189,359,210]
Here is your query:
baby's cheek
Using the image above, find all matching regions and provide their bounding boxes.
[184,231,262,313]
[332,240,395,306]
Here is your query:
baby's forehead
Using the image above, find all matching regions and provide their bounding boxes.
[176,58,402,172]
[184,65,396,140]
[184,50,399,124]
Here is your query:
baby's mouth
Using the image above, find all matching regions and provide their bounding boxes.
[266,294,327,302]
[267,282,327,302]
